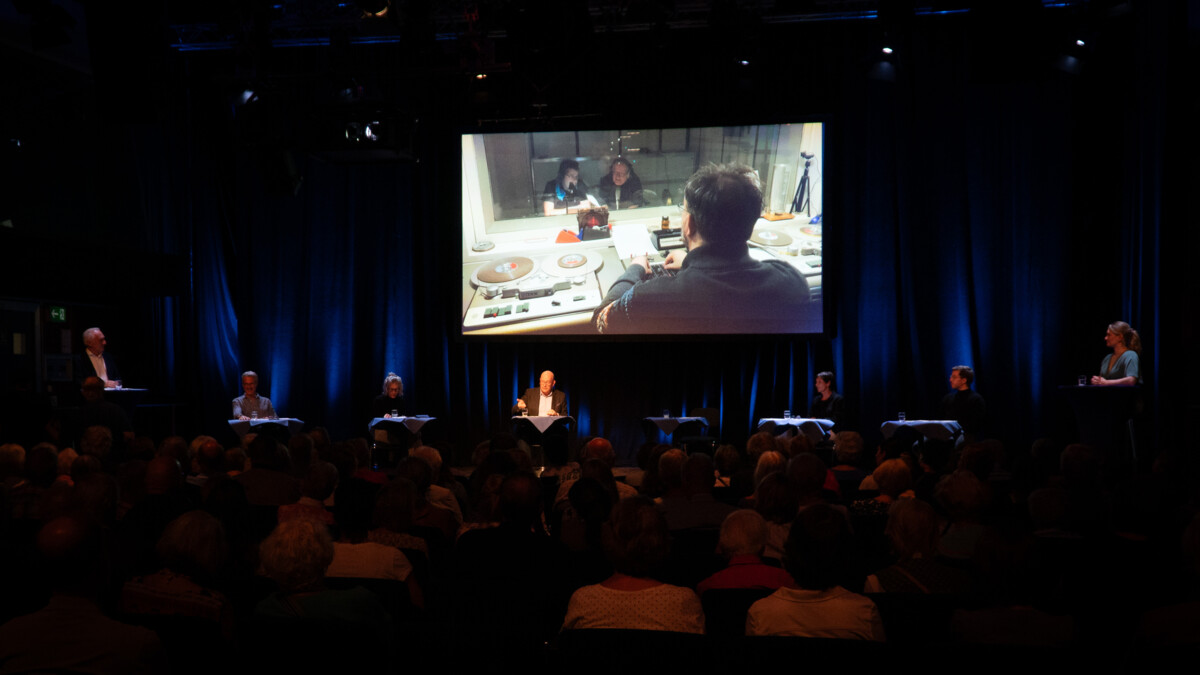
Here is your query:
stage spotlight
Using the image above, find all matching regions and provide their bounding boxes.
[1075,39,1085,46]
[345,121,383,143]
[240,89,257,104]
[355,0,389,16]
[475,73,487,80]
[882,46,893,54]
[738,59,750,66]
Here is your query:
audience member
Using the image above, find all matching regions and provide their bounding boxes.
[746,505,885,640]
[562,496,704,634]
[697,510,795,596]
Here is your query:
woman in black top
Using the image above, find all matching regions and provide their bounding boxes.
[373,372,406,418]
[810,371,844,424]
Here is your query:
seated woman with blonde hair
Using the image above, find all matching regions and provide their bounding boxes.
[561,497,704,634]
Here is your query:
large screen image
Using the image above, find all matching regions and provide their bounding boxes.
[461,123,824,337]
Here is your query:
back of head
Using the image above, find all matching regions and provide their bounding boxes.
[834,431,864,465]
[259,519,334,593]
[681,452,715,495]
[38,516,105,596]
[787,452,828,498]
[498,470,543,528]
[784,504,852,590]
[935,469,991,520]
[248,434,284,471]
[195,438,225,476]
[71,473,119,525]
[55,447,78,477]
[145,455,183,496]
[26,443,60,487]
[603,496,670,578]
[746,431,778,463]
[489,431,519,454]
[0,443,25,479]
[714,445,741,476]
[718,509,768,557]
[80,425,113,460]
[582,437,615,467]
[580,458,618,501]
[657,449,686,492]
[754,450,787,488]
[162,436,189,464]
[787,434,815,458]
[873,458,913,499]
[568,477,614,529]
[302,460,339,502]
[410,445,443,476]
[885,499,939,559]
[374,477,417,532]
[1060,443,1101,490]
[959,440,1003,481]
[71,454,104,483]
[684,163,763,249]
[157,510,228,582]
[755,471,799,524]
[80,376,104,402]
[396,456,432,494]
[288,434,314,472]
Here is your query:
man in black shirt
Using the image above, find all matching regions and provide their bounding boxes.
[940,365,985,442]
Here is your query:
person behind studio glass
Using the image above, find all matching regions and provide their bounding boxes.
[810,371,845,425]
[232,371,276,420]
[595,157,646,210]
[373,372,408,418]
[594,163,813,334]
[1090,321,1142,386]
[940,365,985,442]
[542,160,596,216]
[77,327,121,388]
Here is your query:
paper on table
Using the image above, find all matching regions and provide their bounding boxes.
[611,223,657,261]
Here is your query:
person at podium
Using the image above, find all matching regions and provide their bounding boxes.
[940,365,985,442]
[232,371,276,420]
[1090,321,1142,386]
[373,372,407,418]
[512,371,568,417]
[76,327,121,388]
[810,371,844,424]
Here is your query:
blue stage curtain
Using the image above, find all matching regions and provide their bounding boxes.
[159,4,1175,459]
[186,150,417,440]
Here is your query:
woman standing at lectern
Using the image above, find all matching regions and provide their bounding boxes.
[1090,321,1142,386]
[373,372,407,418]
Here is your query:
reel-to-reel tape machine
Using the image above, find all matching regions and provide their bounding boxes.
[463,252,605,331]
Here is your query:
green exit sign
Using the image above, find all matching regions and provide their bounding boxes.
[49,307,66,322]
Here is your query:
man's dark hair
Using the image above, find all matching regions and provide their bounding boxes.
[953,365,975,387]
[683,163,763,248]
[817,371,835,387]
